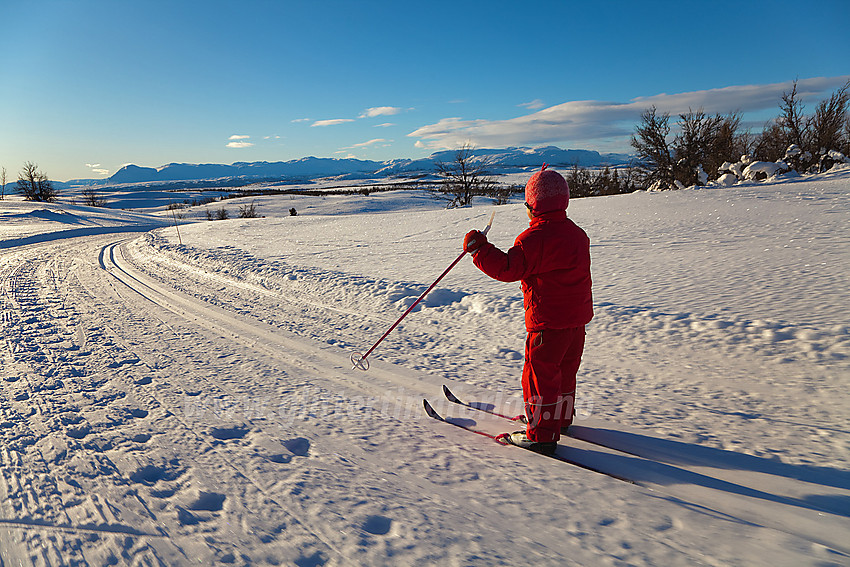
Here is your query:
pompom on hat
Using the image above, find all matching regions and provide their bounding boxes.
[525,163,569,214]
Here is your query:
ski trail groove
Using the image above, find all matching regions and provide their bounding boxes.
[1,248,171,565]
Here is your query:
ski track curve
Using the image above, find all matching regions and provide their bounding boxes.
[0,231,847,566]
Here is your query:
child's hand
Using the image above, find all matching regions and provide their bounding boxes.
[463,230,487,254]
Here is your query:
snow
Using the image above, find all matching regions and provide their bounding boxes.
[0,199,170,247]
[716,172,737,186]
[1,166,849,565]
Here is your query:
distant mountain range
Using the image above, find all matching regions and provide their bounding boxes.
[62,146,632,187]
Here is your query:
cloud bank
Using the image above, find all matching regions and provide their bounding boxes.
[409,76,850,151]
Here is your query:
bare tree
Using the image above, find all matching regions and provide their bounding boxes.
[671,109,747,185]
[710,112,747,171]
[0,166,6,200]
[672,109,724,186]
[754,80,850,170]
[754,121,788,162]
[81,186,107,207]
[434,143,496,208]
[17,162,57,202]
[630,106,675,189]
[778,81,811,152]
[238,200,259,218]
[844,115,850,156]
[811,80,850,169]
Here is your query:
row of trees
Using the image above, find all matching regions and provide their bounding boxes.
[631,80,850,190]
[432,144,639,207]
[565,164,638,198]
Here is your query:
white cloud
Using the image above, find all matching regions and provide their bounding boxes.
[85,163,109,176]
[291,118,312,123]
[226,141,254,148]
[311,118,355,127]
[409,75,850,151]
[350,138,388,148]
[519,99,545,110]
[229,134,251,140]
[360,106,402,118]
[374,122,395,128]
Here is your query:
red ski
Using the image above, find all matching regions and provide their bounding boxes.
[422,398,637,484]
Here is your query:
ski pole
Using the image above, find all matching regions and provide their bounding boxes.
[351,211,495,371]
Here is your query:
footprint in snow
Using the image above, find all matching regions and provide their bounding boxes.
[362,515,393,536]
[282,437,310,457]
[188,490,226,512]
[294,551,327,567]
[66,424,91,439]
[131,464,167,485]
[210,425,249,441]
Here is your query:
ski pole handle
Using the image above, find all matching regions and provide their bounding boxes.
[481,210,495,237]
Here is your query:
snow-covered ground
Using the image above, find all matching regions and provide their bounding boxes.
[0,166,848,565]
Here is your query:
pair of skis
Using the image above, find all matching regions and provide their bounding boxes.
[424,386,637,484]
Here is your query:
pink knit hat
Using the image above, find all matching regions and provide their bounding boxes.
[525,164,569,213]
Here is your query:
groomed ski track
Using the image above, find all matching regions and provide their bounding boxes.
[1,231,847,565]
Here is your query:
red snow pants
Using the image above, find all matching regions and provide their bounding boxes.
[522,326,585,443]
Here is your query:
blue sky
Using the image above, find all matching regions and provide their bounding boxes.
[1,0,849,181]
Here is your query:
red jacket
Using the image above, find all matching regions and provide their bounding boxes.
[473,210,593,331]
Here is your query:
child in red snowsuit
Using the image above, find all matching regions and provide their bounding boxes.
[464,165,592,455]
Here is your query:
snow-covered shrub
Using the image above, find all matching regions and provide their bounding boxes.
[646,180,670,192]
[716,154,790,183]
[782,144,812,172]
[742,161,789,181]
[819,149,849,172]
[716,172,737,187]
